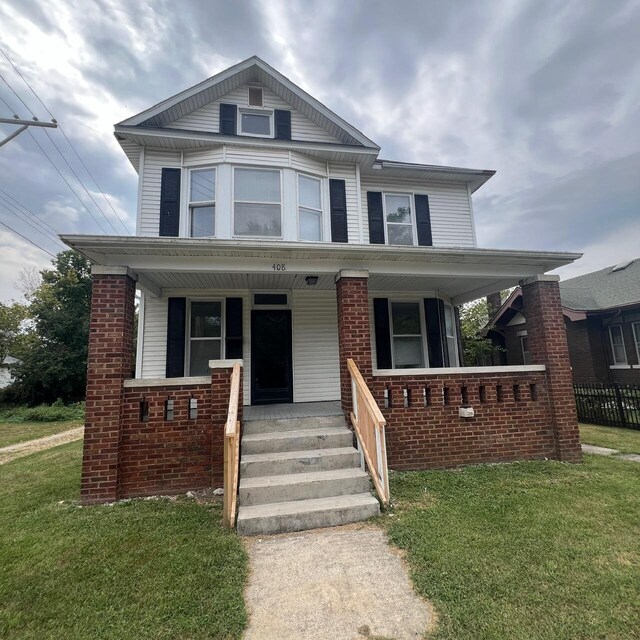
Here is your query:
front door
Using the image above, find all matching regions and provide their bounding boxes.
[251,309,293,405]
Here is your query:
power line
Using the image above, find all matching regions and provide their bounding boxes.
[27,129,110,234]
[0,93,16,115]
[0,188,60,237]
[0,217,56,258]
[1,46,130,235]
[0,72,34,116]
[0,199,65,249]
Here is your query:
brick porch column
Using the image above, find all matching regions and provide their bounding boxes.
[81,267,136,504]
[520,275,582,462]
[335,270,372,414]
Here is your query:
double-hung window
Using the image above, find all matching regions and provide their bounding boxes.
[298,174,323,241]
[188,301,222,376]
[608,325,627,365]
[634,322,640,364]
[189,168,215,237]
[443,303,459,366]
[390,301,425,368]
[385,194,415,246]
[234,168,282,237]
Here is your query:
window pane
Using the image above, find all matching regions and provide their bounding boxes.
[189,340,221,376]
[385,195,412,223]
[235,169,280,202]
[299,208,322,241]
[190,169,215,202]
[387,224,414,245]
[241,112,270,135]
[191,302,221,338]
[613,344,627,364]
[444,304,455,337]
[191,205,215,237]
[298,175,321,209]
[610,326,623,345]
[391,302,421,335]
[393,337,424,368]
[447,336,458,366]
[235,203,281,236]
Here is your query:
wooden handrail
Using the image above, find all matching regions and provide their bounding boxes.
[223,363,241,528]
[347,358,390,506]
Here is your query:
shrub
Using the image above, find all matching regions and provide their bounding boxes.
[0,402,85,423]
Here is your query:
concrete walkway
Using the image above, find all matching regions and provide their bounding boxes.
[0,426,84,465]
[582,443,640,462]
[243,525,434,640]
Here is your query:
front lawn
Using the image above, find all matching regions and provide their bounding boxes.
[0,420,82,448]
[383,457,640,639]
[0,441,248,640]
[580,422,640,454]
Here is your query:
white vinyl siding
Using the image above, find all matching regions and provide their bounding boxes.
[360,176,475,248]
[164,85,341,144]
[139,149,181,236]
[328,162,360,243]
[292,290,340,402]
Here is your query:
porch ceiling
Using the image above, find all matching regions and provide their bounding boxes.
[61,235,582,305]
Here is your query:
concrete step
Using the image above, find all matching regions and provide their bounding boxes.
[237,493,380,536]
[239,468,371,506]
[240,447,360,478]
[243,415,346,435]
[241,427,353,455]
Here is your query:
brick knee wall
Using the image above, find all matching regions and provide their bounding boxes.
[372,372,555,469]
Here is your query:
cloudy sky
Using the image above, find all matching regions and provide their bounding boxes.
[0,0,639,301]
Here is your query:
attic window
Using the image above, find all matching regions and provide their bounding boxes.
[239,108,272,137]
[248,86,263,107]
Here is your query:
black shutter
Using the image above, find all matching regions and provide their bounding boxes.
[367,192,385,244]
[219,103,237,135]
[415,194,433,246]
[274,109,292,140]
[225,298,243,359]
[424,298,448,368]
[159,168,181,237]
[166,298,186,378]
[329,179,348,243]
[373,298,392,369]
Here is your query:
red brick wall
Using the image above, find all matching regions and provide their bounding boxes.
[117,369,241,499]
[371,371,553,469]
[81,274,136,504]
[521,277,581,461]
[336,276,372,412]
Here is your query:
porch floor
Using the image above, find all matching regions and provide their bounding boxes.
[244,401,342,422]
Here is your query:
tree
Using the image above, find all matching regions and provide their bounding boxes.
[0,301,28,362]
[458,297,503,366]
[8,251,92,404]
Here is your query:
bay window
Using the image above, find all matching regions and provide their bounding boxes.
[298,174,323,241]
[234,168,281,237]
[390,301,425,368]
[188,301,222,376]
[385,194,415,246]
[189,168,215,237]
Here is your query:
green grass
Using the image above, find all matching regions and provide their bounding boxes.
[382,457,640,639]
[0,420,82,448]
[580,422,640,454]
[0,441,248,639]
[0,402,85,423]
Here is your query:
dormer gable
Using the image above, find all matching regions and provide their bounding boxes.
[117,56,378,149]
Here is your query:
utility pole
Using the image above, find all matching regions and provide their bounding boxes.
[0,116,57,147]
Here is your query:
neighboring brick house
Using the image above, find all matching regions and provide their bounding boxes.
[483,259,640,385]
[60,56,583,509]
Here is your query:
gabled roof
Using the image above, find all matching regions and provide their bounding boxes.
[117,56,379,149]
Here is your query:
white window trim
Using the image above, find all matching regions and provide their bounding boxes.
[383,192,417,247]
[296,172,324,242]
[237,107,274,138]
[188,167,216,238]
[633,321,640,365]
[388,300,429,369]
[232,166,283,239]
[443,302,459,367]
[608,324,628,365]
[185,298,225,376]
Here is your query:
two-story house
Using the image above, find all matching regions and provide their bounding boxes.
[62,57,583,533]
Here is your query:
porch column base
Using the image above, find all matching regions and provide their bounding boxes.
[520,276,582,462]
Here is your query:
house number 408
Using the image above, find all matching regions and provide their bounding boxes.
[272,263,286,271]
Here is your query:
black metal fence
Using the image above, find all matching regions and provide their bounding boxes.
[574,383,640,430]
